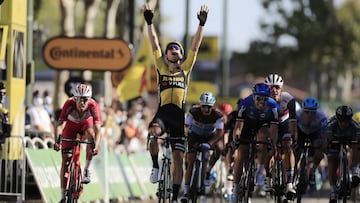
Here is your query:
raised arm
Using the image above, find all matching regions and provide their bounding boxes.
[190,4,209,53]
[143,3,161,53]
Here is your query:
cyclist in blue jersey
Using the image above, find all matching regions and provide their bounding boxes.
[326,105,360,203]
[263,73,297,196]
[230,83,279,203]
[181,92,224,203]
[296,97,327,187]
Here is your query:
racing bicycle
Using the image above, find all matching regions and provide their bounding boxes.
[331,139,359,203]
[148,135,186,203]
[60,135,94,203]
[233,137,268,203]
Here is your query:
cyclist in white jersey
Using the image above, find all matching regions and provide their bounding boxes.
[296,97,327,187]
[263,73,297,196]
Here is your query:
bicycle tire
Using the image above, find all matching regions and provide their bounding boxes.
[296,155,307,203]
[190,160,201,203]
[273,159,284,203]
[66,164,76,203]
[158,159,171,203]
[244,160,255,203]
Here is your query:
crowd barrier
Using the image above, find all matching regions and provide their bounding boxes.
[0,136,26,203]
[25,138,157,203]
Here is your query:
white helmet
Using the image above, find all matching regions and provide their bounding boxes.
[72,83,92,97]
[265,73,284,86]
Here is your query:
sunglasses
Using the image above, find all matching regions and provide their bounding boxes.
[303,109,316,114]
[270,85,281,90]
[77,97,90,103]
[167,44,181,51]
[201,105,212,110]
[0,91,5,95]
[255,95,269,102]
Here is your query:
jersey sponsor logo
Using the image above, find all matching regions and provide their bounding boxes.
[160,75,185,89]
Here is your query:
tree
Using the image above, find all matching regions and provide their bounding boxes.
[241,0,360,101]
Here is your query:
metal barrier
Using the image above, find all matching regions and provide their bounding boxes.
[0,136,26,202]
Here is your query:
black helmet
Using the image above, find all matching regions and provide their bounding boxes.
[336,105,353,121]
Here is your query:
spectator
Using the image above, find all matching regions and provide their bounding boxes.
[43,90,54,119]
[0,82,11,146]
[26,90,54,139]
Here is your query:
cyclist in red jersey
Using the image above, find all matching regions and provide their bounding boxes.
[53,82,102,203]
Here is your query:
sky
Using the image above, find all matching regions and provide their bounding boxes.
[160,0,345,53]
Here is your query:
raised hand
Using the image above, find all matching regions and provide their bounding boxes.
[143,3,154,25]
[197,4,209,26]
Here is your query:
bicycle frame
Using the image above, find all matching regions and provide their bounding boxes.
[62,137,93,203]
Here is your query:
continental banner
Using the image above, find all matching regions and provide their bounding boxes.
[25,148,156,202]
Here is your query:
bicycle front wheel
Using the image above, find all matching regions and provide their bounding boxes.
[190,160,201,203]
[158,159,172,203]
[296,156,307,203]
[244,161,255,202]
[273,160,285,203]
[66,164,77,203]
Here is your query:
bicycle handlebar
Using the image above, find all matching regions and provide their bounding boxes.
[147,135,187,150]
[61,138,93,144]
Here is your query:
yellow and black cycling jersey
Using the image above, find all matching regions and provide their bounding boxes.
[154,49,197,109]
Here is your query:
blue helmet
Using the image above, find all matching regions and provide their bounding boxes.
[303,97,318,110]
[199,92,216,106]
[253,83,270,96]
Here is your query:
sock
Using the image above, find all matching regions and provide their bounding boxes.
[256,164,265,186]
[151,155,159,168]
[286,168,295,183]
[61,188,65,199]
[310,164,318,174]
[172,184,180,201]
[233,184,240,195]
[84,160,91,171]
[184,184,190,194]
[352,164,359,176]
[330,184,336,193]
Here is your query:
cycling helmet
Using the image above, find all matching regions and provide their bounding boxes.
[265,73,284,86]
[253,83,270,96]
[303,97,319,110]
[165,41,184,55]
[354,112,360,124]
[218,103,233,115]
[72,82,92,97]
[336,105,353,121]
[199,92,216,106]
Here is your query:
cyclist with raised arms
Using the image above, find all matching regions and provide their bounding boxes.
[143,3,209,203]
[181,92,224,202]
[326,105,360,203]
[263,73,297,196]
[296,97,327,187]
[53,82,102,203]
[231,83,279,203]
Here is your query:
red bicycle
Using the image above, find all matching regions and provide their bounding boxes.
[60,135,94,203]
